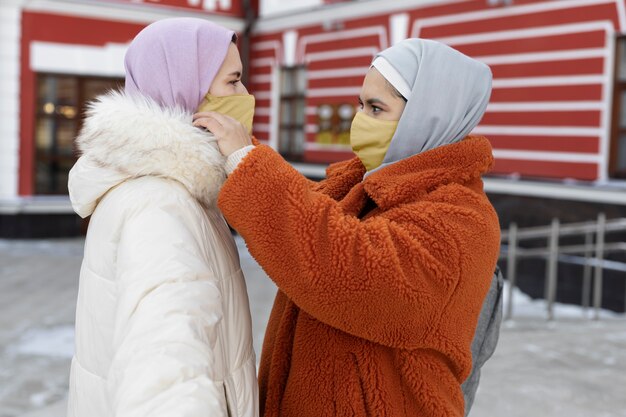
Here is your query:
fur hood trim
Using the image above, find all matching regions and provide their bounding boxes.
[72,90,225,213]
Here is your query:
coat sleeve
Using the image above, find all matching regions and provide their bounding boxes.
[107,196,228,417]
[218,145,499,350]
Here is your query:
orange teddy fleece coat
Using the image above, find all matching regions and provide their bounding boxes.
[218,136,501,417]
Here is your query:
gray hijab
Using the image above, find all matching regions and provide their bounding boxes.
[367,39,492,175]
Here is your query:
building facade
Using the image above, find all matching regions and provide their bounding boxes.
[0,0,255,236]
[250,0,626,182]
[1,0,626,238]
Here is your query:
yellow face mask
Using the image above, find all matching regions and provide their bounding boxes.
[197,93,256,134]
[350,112,399,171]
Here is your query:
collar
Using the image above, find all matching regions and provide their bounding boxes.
[69,90,225,216]
[363,136,494,209]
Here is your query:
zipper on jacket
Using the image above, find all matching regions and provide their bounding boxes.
[217,277,235,417]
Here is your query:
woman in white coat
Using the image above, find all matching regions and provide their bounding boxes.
[67,18,258,417]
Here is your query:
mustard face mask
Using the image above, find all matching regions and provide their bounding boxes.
[197,93,256,134]
[350,112,399,171]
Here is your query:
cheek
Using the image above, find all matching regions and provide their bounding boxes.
[393,102,407,120]
[208,82,230,96]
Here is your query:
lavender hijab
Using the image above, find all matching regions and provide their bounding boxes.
[124,18,235,112]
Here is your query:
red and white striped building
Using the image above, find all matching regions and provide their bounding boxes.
[0,0,255,236]
[1,0,626,237]
[248,0,626,205]
[0,0,251,199]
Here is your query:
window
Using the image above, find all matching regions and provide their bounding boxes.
[278,66,307,161]
[315,103,355,147]
[35,74,122,194]
[610,37,626,179]
[486,0,513,6]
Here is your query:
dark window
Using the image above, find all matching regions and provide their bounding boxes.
[278,66,306,161]
[486,0,514,6]
[610,37,626,179]
[35,74,122,194]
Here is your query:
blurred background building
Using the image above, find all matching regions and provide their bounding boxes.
[0,0,256,236]
[0,0,625,306]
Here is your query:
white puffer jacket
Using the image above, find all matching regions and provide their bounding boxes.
[67,91,258,417]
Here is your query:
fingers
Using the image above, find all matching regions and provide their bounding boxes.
[193,111,242,137]
[192,111,213,121]
[193,116,225,136]
[193,111,236,126]
[192,111,252,157]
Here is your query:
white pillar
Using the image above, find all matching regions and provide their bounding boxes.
[0,0,22,199]
[269,65,281,150]
[389,13,409,45]
[282,30,297,67]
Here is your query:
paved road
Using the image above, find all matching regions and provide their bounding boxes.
[1,238,625,417]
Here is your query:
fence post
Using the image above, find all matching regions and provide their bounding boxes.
[545,218,560,321]
[593,213,606,320]
[581,231,594,316]
[505,222,518,321]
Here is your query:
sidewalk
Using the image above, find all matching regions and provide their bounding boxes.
[1,238,625,417]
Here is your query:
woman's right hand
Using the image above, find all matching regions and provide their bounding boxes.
[193,111,252,157]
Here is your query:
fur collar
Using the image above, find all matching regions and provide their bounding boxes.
[73,90,225,212]
[319,136,493,210]
[364,136,494,209]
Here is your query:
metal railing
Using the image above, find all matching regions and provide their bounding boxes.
[500,214,626,321]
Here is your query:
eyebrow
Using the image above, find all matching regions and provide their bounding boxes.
[229,71,242,78]
[358,97,387,107]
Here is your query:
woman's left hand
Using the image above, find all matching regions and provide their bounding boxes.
[193,111,252,157]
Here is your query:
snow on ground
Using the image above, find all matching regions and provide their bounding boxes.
[0,239,81,417]
[473,283,626,417]
[6,326,74,360]
[503,280,624,321]
[1,238,625,417]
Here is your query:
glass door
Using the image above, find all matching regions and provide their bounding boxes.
[34,74,122,194]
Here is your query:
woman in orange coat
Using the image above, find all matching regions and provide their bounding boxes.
[194,39,501,417]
